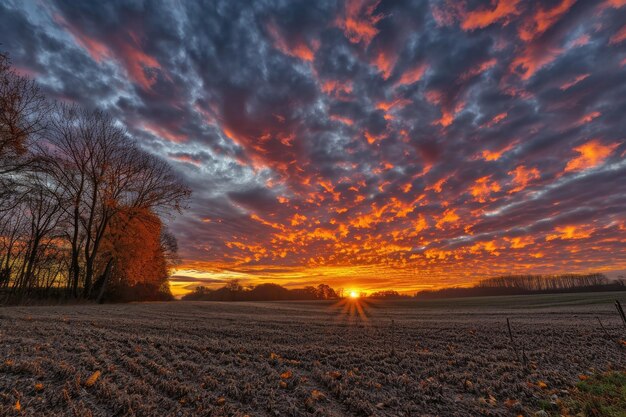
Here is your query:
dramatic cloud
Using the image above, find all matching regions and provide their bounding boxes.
[2,0,625,294]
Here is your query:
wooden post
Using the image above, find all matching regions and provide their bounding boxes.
[391,319,396,357]
[507,318,520,363]
[597,317,612,339]
[615,300,626,329]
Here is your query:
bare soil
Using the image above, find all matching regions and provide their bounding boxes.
[1,292,625,416]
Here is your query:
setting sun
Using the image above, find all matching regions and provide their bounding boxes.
[349,291,359,299]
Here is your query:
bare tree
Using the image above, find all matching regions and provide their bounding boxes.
[0,52,50,207]
[39,106,190,298]
[10,171,64,299]
[1,53,190,303]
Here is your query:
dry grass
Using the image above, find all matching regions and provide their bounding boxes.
[1,292,625,416]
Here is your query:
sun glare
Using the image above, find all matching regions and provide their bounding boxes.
[349,291,359,299]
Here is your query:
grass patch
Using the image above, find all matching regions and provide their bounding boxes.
[567,372,626,417]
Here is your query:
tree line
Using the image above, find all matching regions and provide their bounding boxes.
[0,52,190,304]
[182,281,339,301]
[475,273,611,291]
[416,273,625,299]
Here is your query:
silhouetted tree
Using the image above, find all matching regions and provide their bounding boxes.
[0,53,190,304]
[38,105,190,298]
[369,290,409,299]
[182,282,340,302]
[0,52,50,209]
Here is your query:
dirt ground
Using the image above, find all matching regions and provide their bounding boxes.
[1,292,625,416]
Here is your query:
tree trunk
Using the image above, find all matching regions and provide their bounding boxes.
[96,258,113,304]
[83,215,109,298]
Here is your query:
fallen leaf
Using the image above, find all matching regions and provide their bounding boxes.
[14,399,21,411]
[504,398,518,408]
[311,389,324,400]
[34,383,44,392]
[280,370,292,379]
[85,370,101,387]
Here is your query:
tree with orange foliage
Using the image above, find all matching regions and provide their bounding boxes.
[95,207,174,302]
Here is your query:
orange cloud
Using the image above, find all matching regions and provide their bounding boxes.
[506,236,535,249]
[430,95,465,127]
[437,110,454,127]
[477,140,517,162]
[609,25,626,44]
[142,122,187,143]
[336,0,385,46]
[461,0,521,31]
[267,22,317,61]
[570,34,590,48]
[518,0,576,42]
[321,80,353,99]
[511,43,563,80]
[371,49,397,79]
[426,176,448,193]
[508,165,540,193]
[436,208,460,229]
[376,98,411,112]
[560,73,590,90]
[290,213,307,226]
[168,154,201,167]
[330,115,355,126]
[53,14,111,62]
[564,139,619,173]
[546,225,594,241]
[603,0,626,8]
[481,112,508,129]
[470,176,501,203]
[120,44,161,90]
[574,111,600,127]
[56,17,163,90]
[460,58,497,81]
[250,214,286,232]
[395,63,427,86]
[469,240,500,255]
[364,130,386,144]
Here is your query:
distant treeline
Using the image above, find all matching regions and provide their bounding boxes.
[182,282,339,301]
[416,274,626,299]
[368,290,411,299]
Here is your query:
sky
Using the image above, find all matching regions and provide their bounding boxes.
[1,0,625,296]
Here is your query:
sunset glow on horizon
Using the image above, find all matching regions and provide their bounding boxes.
[3,0,625,297]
